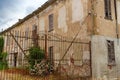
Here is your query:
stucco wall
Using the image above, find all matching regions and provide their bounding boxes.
[58,6,68,33]
[3,0,90,68]
[117,0,120,24]
[94,0,116,37]
[71,0,84,23]
[92,35,120,80]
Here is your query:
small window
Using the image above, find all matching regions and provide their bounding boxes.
[32,25,38,47]
[25,27,29,40]
[104,0,112,20]
[32,25,37,32]
[48,46,54,64]
[15,31,19,48]
[48,14,54,31]
[107,40,116,66]
[6,35,10,46]
[32,25,37,37]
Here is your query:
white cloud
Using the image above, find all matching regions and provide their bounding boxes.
[0,0,48,32]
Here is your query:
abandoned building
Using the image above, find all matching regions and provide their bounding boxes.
[0,0,120,79]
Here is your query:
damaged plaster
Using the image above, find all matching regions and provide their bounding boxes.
[39,18,45,31]
[58,6,68,33]
[72,0,84,23]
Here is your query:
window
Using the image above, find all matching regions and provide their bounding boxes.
[49,14,54,31]
[104,0,112,20]
[32,25,37,32]
[48,46,54,64]
[6,34,10,46]
[15,31,19,48]
[25,27,29,40]
[32,25,38,47]
[107,40,116,66]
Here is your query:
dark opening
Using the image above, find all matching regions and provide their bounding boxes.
[48,14,54,31]
[107,40,116,66]
[104,0,112,20]
[14,53,18,67]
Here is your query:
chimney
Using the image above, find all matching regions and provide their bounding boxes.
[18,19,22,22]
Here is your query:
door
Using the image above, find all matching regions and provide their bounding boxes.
[14,53,18,67]
[49,46,54,65]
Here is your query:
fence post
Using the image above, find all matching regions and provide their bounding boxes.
[89,41,92,78]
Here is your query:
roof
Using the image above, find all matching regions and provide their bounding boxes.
[0,0,57,35]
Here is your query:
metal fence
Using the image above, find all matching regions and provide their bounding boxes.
[1,31,92,80]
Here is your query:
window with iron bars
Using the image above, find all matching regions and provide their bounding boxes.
[104,0,112,20]
[107,40,116,66]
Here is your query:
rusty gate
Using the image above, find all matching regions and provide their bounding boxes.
[1,31,92,80]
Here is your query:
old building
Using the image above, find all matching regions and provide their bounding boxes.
[0,0,120,79]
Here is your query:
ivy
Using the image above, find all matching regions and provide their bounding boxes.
[0,37,8,70]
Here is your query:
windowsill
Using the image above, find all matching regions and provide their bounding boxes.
[104,17,113,21]
[48,29,54,32]
[108,63,116,66]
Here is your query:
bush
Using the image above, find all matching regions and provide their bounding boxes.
[28,47,55,76]
[30,59,54,76]
[28,47,45,69]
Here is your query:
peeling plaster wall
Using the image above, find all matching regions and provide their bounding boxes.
[58,6,68,33]
[92,35,120,80]
[72,0,84,23]
[3,0,91,71]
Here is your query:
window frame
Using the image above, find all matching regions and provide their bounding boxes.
[48,46,54,64]
[104,0,112,20]
[25,27,29,40]
[107,40,116,66]
[48,14,54,32]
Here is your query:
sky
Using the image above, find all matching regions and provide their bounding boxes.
[0,0,48,32]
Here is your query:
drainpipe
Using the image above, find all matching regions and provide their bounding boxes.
[114,0,119,79]
[45,31,48,59]
[90,0,95,78]
[91,0,96,36]
[114,0,119,43]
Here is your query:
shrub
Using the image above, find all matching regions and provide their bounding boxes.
[28,47,45,69]
[30,59,54,76]
[28,47,54,76]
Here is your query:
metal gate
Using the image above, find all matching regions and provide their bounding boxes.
[0,31,92,80]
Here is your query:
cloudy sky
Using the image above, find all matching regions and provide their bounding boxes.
[0,0,48,32]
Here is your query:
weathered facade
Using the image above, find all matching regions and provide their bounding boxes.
[1,0,120,79]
